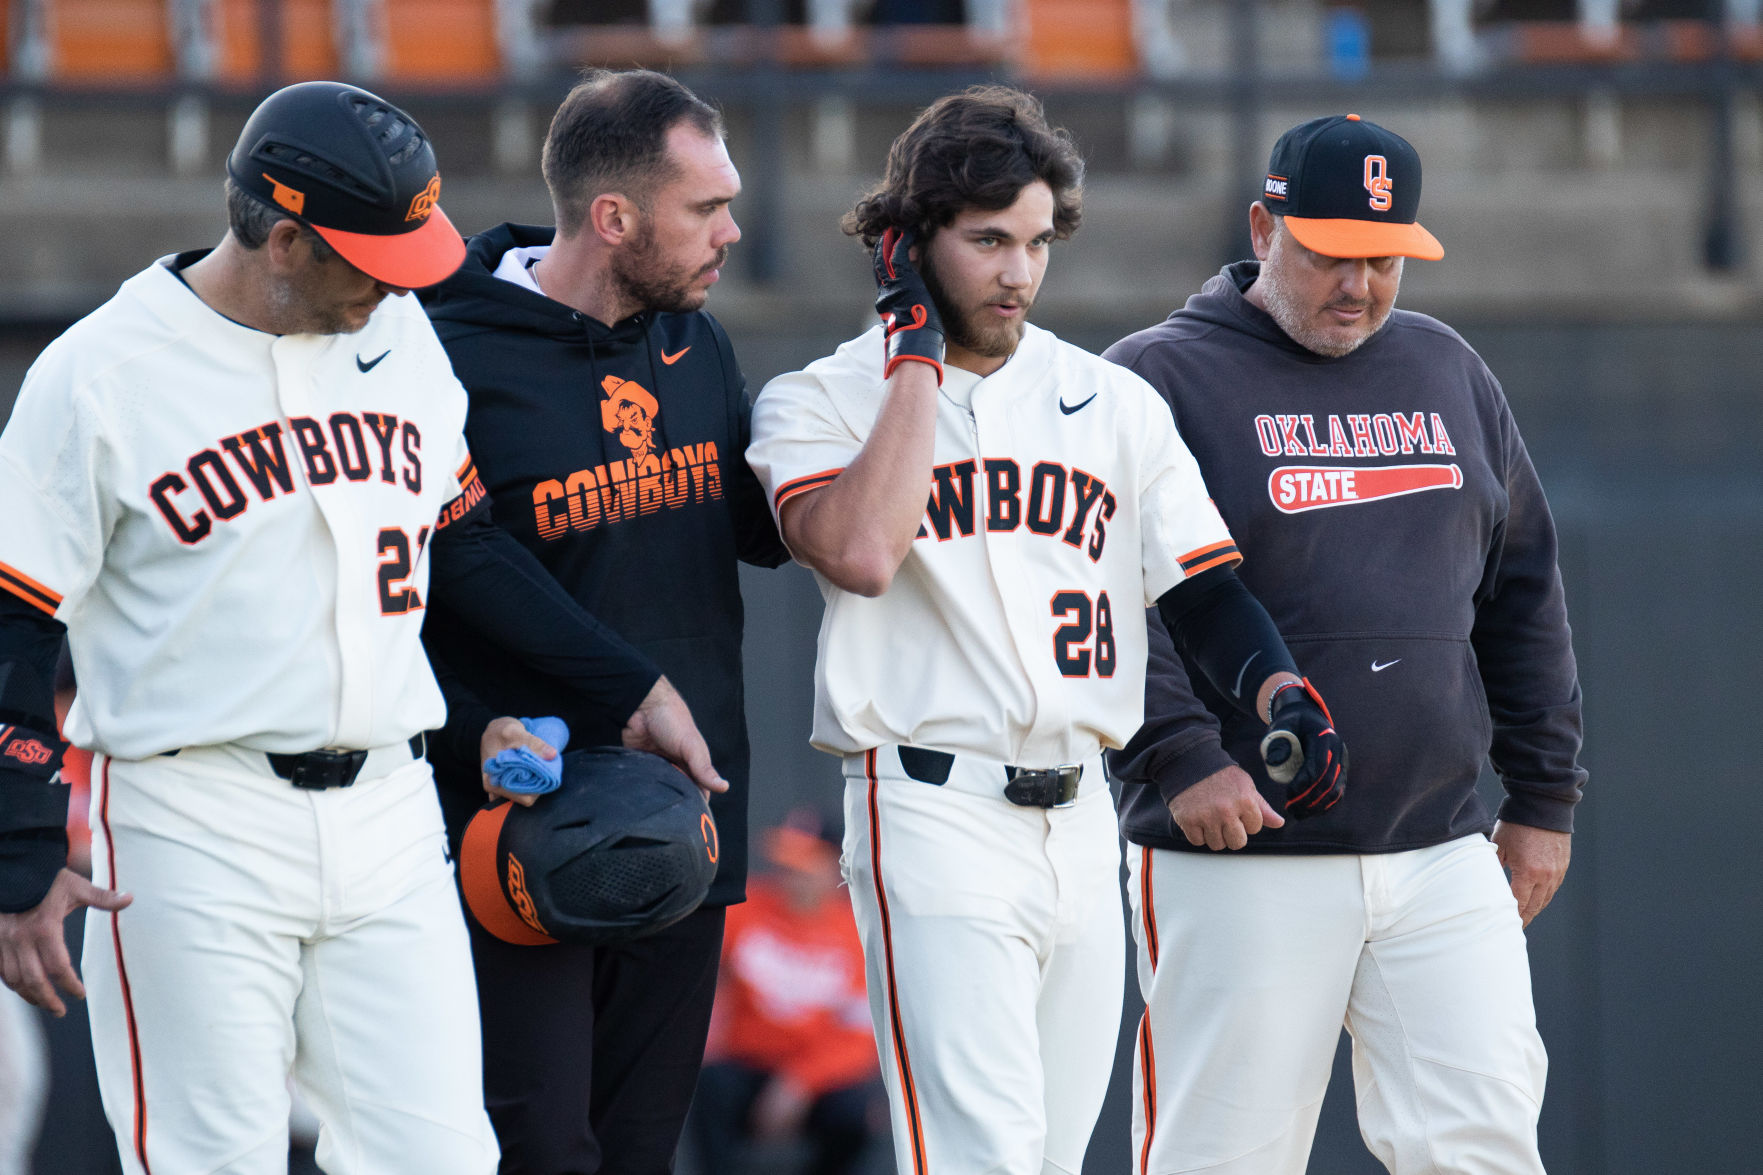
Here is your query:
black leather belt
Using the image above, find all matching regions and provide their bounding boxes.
[896,746,1083,809]
[267,733,426,791]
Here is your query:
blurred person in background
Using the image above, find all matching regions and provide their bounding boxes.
[689,808,884,1175]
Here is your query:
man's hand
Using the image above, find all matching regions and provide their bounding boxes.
[873,228,945,382]
[1260,677,1347,818]
[1168,764,1286,851]
[479,716,560,808]
[622,676,727,799]
[1491,821,1571,927]
[0,868,132,1017]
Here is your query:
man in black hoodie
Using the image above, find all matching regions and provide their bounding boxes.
[1104,116,1586,1174]
[419,71,788,1174]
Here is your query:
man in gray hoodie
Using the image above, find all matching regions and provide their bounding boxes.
[1106,114,1585,1175]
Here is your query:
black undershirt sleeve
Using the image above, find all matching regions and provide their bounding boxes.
[423,648,500,784]
[1154,564,1300,722]
[426,500,661,732]
[0,594,71,913]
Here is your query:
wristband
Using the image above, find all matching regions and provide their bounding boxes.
[1264,679,1303,723]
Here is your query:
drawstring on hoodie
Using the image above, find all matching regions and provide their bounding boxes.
[639,316,675,461]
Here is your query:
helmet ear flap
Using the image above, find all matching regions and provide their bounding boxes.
[459,747,717,946]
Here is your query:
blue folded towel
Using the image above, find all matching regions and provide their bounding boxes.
[483,717,571,796]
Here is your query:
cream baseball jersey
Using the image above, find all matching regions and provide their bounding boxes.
[0,256,482,759]
[747,323,1239,768]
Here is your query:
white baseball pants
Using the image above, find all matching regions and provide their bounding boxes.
[83,744,498,1175]
[841,746,1124,1175]
[1127,834,1547,1175]
[0,983,48,1175]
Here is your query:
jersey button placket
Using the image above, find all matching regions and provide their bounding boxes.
[275,336,370,748]
[969,378,1050,765]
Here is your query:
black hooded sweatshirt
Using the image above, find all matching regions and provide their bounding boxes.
[1104,262,1586,855]
[419,223,788,904]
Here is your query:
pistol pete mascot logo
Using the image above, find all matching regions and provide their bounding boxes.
[600,375,661,472]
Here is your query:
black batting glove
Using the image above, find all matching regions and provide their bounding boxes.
[872,227,945,384]
[1258,678,1347,819]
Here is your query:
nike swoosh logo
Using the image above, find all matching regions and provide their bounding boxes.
[1058,393,1097,415]
[1232,650,1261,698]
[356,350,390,373]
[660,346,691,365]
[1371,659,1401,672]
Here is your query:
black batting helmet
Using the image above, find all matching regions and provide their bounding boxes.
[226,80,465,288]
[459,747,719,946]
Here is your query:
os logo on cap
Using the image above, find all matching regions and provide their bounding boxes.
[1262,113,1442,261]
[1363,155,1391,212]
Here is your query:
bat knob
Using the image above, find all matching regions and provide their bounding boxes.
[1260,729,1302,785]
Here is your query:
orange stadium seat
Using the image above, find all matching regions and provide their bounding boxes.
[214,0,339,82]
[49,0,176,82]
[1020,0,1136,80]
[1510,21,1641,62]
[380,0,500,82]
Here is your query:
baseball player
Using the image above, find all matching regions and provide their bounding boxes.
[746,86,1346,1175]
[1105,114,1586,1174]
[0,81,718,1175]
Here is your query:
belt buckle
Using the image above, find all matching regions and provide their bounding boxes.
[283,748,368,790]
[1003,764,1083,809]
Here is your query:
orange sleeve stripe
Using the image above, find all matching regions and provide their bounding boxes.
[455,454,476,481]
[1178,540,1240,574]
[773,469,843,510]
[1182,550,1243,578]
[0,562,60,615]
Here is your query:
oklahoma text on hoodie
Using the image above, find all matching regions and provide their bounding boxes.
[1105,262,1586,855]
[419,223,788,904]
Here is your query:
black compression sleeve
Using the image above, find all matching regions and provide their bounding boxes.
[1155,566,1300,722]
[0,594,71,913]
[427,506,661,728]
[423,645,500,779]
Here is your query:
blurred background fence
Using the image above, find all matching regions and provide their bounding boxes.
[3,2,1760,1173]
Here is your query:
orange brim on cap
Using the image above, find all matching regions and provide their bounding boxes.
[313,203,467,289]
[1282,215,1444,261]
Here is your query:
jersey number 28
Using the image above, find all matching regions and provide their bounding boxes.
[1051,590,1115,678]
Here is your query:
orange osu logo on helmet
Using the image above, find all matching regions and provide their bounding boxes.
[505,852,550,936]
[700,812,719,864]
[406,174,442,223]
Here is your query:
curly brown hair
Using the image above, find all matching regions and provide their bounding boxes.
[843,85,1084,248]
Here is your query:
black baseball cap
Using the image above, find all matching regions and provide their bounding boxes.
[1261,114,1443,260]
[226,81,465,288]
